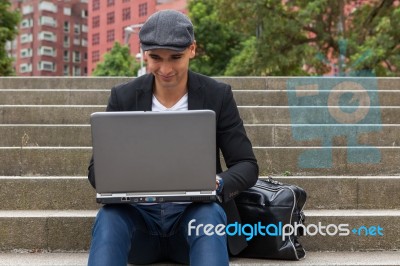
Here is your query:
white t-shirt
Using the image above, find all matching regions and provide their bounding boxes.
[152,93,188,111]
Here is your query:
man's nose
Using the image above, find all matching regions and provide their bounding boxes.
[159,62,173,75]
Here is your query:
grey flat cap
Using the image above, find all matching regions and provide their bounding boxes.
[139,10,194,51]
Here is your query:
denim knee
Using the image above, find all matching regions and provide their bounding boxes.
[183,202,227,227]
[92,204,136,238]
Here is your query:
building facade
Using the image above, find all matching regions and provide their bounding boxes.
[88,0,187,75]
[7,0,88,76]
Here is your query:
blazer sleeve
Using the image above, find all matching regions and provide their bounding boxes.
[216,85,259,202]
[87,86,120,188]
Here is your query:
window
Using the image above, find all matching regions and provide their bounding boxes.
[20,63,32,73]
[73,66,81,76]
[21,18,33,28]
[64,7,71,16]
[93,0,100,11]
[122,8,131,21]
[21,48,33,58]
[92,16,100,28]
[107,30,114,43]
[107,12,114,24]
[38,31,56,42]
[64,36,70,47]
[74,24,80,34]
[64,21,70,32]
[20,34,33,43]
[82,9,88,18]
[92,50,100,63]
[82,38,88,47]
[39,46,56,56]
[64,50,69,62]
[5,40,16,51]
[139,3,147,17]
[38,61,55,72]
[22,5,33,15]
[40,16,57,27]
[73,37,80,45]
[64,65,69,76]
[107,0,114,6]
[82,25,88,33]
[73,51,81,63]
[92,33,100,45]
[39,1,57,12]
[84,52,88,61]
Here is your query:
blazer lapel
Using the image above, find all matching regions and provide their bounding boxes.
[135,74,153,111]
[188,71,206,110]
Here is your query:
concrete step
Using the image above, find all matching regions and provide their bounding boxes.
[1,147,399,176]
[3,89,400,106]
[2,124,400,147]
[239,106,396,125]
[0,251,400,266]
[0,90,110,105]
[253,146,400,176]
[0,105,397,124]
[0,210,399,252]
[1,77,399,91]
[0,210,95,251]
[0,77,132,90]
[0,176,399,210]
[0,105,104,124]
[276,176,400,210]
[0,125,92,147]
[0,177,98,210]
[0,147,91,176]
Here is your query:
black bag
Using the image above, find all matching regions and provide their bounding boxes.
[234,177,307,260]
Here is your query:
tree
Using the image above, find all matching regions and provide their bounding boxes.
[347,1,400,76]
[224,37,257,76]
[215,0,400,76]
[188,0,244,76]
[92,42,140,76]
[0,0,20,76]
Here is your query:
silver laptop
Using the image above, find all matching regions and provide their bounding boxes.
[90,110,217,204]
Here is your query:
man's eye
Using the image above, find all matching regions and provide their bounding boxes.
[172,56,182,60]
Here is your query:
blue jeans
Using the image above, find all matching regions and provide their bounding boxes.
[88,202,228,266]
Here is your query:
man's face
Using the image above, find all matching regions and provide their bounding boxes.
[145,44,196,90]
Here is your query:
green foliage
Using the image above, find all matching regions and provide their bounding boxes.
[0,0,21,76]
[92,42,140,77]
[347,1,400,76]
[188,0,244,76]
[224,37,257,76]
[189,0,400,76]
[283,170,293,176]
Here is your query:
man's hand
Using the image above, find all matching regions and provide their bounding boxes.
[216,176,224,194]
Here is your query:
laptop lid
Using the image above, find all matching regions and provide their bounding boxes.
[90,110,216,203]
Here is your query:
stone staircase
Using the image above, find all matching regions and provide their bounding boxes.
[0,77,399,265]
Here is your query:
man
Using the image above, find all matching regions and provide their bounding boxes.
[87,10,258,266]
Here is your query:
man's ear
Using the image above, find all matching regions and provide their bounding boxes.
[189,42,196,59]
[143,51,148,62]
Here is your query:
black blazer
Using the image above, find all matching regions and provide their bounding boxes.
[88,71,259,255]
